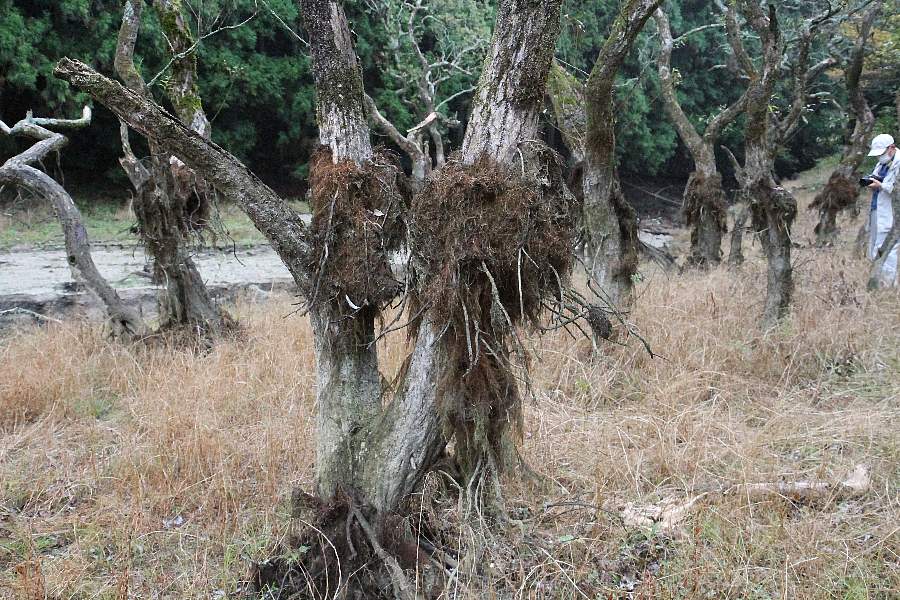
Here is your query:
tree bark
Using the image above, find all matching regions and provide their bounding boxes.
[546,61,586,163]
[0,110,146,336]
[114,0,232,337]
[811,3,880,245]
[583,0,664,311]
[459,0,561,165]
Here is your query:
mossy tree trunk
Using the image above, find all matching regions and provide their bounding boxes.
[654,7,747,268]
[811,3,880,245]
[583,0,664,312]
[725,1,838,326]
[114,0,231,338]
[734,3,795,326]
[153,0,214,222]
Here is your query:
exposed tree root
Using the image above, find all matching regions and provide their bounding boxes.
[306,146,408,316]
[408,146,581,474]
[810,172,859,246]
[683,171,727,267]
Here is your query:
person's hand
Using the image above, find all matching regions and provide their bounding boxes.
[869,179,883,189]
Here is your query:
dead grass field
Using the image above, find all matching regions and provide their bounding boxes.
[1,168,898,599]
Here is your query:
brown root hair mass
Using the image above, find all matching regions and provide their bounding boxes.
[810,172,858,214]
[409,144,579,472]
[306,146,409,314]
[683,171,727,231]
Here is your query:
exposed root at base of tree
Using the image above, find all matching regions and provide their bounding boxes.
[250,488,448,600]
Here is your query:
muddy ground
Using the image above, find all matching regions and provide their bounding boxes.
[0,192,679,330]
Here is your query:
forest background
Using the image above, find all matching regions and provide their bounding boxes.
[3,0,899,201]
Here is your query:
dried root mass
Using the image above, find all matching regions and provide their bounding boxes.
[307,147,409,314]
[408,147,580,471]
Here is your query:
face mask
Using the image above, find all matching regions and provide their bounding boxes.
[879,152,893,165]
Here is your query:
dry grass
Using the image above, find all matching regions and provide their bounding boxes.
[1,171,898,599]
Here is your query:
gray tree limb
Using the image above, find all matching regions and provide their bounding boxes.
[0,109,146,336]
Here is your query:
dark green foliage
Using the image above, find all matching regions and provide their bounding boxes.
[1,0,852,191]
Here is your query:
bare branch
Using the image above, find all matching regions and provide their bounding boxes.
[0,109,146,335]
[55,58,312,287]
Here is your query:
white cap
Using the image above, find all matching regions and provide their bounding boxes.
[868,133,895,156]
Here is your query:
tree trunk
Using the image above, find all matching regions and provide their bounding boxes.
[654,8,743,268]
[583,0,664,311]
[0,110,146,336]
[732,2,796,326]
[684,161,728,266]
[728,202,750,266]
[811,3,879,245]
[57,0,568,591]
[114,0,232,338]
[546,61,586,163]
[153,0,214,226]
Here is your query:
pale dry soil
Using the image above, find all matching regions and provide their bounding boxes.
[0,166,898,599]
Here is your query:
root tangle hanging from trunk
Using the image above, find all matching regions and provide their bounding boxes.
[409,144,579,473]
[306,147,409,316]
[683,171,728,266]
[810,172,859,245]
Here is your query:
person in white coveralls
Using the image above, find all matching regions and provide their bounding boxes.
[866,133,900,286]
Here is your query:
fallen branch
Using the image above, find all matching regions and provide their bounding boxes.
[619,464,871,532]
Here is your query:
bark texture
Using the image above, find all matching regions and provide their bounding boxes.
[654,8,747,267]
[583,0,664,311]
[546,61,586,163]
[114,0,231,337]
[810,3,880,245]
[0,110,146,336]
[459,0,562,165]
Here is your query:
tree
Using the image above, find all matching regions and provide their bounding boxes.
[582,0,665,312]
[810,3,881,245]
[113,0,234,339]
[722,1,839,325]
[0,107,145,336]
[55,0,589,593]
[654,5,748,267]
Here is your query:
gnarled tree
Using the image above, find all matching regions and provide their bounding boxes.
[55,0,584,593]
[810,2,881,245]
[113,0,232,338]
[583,0,665,313]
[654,6,748,267]
[723,1,839,325]
[0,108,146,336]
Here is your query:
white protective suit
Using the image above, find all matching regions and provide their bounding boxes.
[867,153,900,286]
